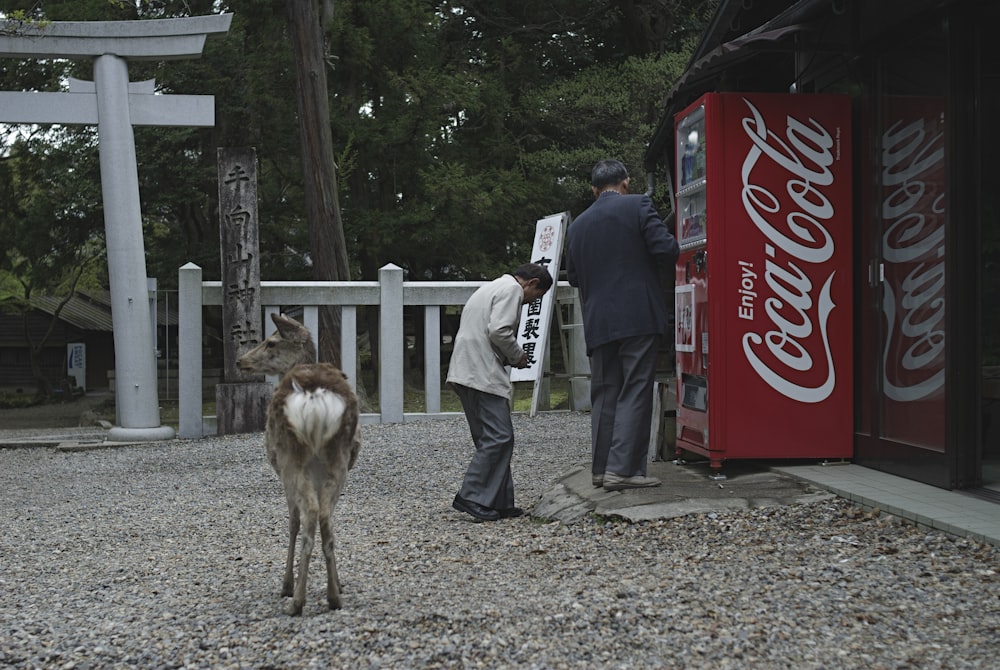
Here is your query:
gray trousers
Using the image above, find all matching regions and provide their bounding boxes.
[589,334,659,478]
[454,384,515,510]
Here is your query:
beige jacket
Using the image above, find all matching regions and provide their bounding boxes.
[446,274,525,398]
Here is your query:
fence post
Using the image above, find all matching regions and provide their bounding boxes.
[424,305,441,413]
[341,306,358,393]
[262,305,279,387]
[178,262,204,438]
[379,264,404,423]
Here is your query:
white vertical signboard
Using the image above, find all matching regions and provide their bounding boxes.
[67,342,86,391]
[511,212,570,412]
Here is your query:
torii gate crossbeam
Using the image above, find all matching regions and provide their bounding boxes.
[0,14,232,441]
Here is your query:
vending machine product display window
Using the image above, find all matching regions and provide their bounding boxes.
[676,105,707,249]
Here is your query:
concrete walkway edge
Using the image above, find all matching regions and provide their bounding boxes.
[774,463,1000,547]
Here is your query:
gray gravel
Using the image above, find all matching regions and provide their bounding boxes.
[1,412,998,669]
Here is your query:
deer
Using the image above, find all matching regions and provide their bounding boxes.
[237,312,361,616]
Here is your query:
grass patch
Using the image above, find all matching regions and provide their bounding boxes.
[402,380,571,414]
[0,391,43,410]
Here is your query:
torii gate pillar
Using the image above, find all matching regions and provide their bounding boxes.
[0,14,232,441]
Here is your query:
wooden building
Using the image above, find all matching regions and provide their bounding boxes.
[0,290,178,396]
[0,293,115,394]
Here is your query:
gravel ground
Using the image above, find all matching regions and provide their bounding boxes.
[1,412,998,669]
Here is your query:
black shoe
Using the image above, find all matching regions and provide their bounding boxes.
[452,495,500,521]
[497,507,525,519]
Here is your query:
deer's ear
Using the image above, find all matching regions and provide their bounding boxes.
[274,313,309,340]
[272,312,297,330]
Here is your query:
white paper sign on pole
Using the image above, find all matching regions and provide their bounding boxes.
[67,342,86,391]
[511,211,569,384]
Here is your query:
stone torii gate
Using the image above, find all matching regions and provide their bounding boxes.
[0,14,232,441]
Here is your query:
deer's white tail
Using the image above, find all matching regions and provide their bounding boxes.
[284,380,347,453]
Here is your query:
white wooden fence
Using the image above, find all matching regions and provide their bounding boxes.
[177,262,586,438]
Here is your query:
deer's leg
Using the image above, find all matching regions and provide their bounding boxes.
[348,424,361,470]
[288,512,316,616]
[282,503,300,598]
[319,514,341,610]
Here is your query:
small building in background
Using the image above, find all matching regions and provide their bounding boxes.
[0,290,177,397]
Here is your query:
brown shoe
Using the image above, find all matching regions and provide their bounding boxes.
[603,473,662,491]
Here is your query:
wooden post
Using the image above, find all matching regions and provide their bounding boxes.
[215,147,271,434]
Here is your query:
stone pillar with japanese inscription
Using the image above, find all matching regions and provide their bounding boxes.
[215,147,271,434]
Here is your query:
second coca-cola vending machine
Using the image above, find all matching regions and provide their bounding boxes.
[673,92,853,474]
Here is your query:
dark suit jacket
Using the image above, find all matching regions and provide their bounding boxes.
[566,192,679,355]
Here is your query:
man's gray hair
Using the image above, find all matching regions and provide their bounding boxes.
[591,159,629,189]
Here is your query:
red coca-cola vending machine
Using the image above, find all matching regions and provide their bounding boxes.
[672,92,853,474]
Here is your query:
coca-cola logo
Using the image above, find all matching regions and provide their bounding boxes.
[738,98,840,403]
[880,111,945,401]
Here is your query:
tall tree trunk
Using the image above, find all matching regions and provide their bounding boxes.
[285,0,351,366]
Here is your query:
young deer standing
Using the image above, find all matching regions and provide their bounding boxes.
[238,313,361,615]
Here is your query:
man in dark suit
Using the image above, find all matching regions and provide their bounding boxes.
[566,159,679,491]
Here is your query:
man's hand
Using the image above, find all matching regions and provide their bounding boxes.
[513,352,530,369]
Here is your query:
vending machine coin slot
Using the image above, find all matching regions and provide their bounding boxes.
[680,373,708,412]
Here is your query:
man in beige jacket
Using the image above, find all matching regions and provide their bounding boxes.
[448,263,553,521]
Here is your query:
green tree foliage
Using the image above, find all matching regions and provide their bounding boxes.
[1,0,312,284]
[1,0,715,290]
[327,0,712,281]
[0,129,105,299]
[0,129,106,395]
[133,2,313,283]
